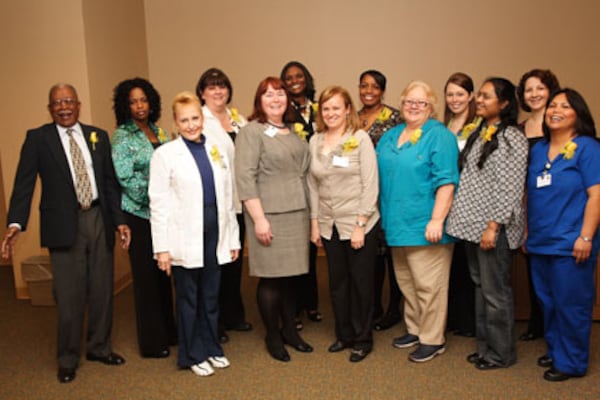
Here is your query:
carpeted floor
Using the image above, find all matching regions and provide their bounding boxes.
[0,259,599,400]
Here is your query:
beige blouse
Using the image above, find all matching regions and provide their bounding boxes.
[307,129,380,240]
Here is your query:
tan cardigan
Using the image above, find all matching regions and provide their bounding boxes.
[307,129,380,240]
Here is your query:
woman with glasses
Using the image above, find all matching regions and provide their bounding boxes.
[377,81,459,363]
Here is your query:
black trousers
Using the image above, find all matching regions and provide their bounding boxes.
[447,241,475,334]
[50,206,113,369]
[219,212,247,328]
[295,242,319,313]
[322,224,378,351]
[125,212,177,356]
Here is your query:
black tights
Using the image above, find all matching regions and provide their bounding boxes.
[257,277,301,343]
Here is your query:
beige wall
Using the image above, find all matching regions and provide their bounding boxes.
[1,0,599,295]
[144,0,600,122]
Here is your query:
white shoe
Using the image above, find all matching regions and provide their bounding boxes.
[191,361,214,376]
[208,356,230,369]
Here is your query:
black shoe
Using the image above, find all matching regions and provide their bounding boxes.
[219,331,230,344]
[57,367,76,383]
[475,359,501,370]
[466,353,482,364]
[265,334,290,362]
[306,310,322,322]
[142,349,170,358]
[86,352,125,365]
[409,344,445,362]
[349,348,370,362]
[294,318,304,331]
[226,321,253,331]
[543,367,584,382]
[519,331,541,341]
[537,355,553,368]
[281,330,313,353]
[373,312,402,331]
[392,334,419,349]
[328,340,350,353]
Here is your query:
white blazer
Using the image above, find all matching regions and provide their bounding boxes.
[149,136,240,268]
[202,105,247,213]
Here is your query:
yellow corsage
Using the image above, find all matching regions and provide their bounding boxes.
[560,140,577,160]
[342,136,359,153]
[376,107,392,123]
[157,127,168,143]
[209,145,226,168]
[311,103,319,114]
[293,123,308,141]
[460,116,482,141]
[409,128,422,145]
[230,108,241,124]
[90,131,98,150]
[480,125,498,143]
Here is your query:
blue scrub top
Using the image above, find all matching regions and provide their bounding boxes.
[526,136,600,255]
[376,119,459,246]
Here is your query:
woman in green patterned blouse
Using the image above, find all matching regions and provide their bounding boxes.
[111,77,177,358]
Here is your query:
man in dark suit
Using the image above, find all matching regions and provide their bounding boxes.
[1,83,131,383]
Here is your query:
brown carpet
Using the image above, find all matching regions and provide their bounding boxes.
[0,259,599,400]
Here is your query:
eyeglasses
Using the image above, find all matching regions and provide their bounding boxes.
[50,98,78,108]
[402,99,429,108]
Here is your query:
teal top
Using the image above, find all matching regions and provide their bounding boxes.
[376,119,459,246]
[111,120,169,219]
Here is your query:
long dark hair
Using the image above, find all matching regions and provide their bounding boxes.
[460,77,519,169]
[443,72,476,125]
[542,88,597,140]
[113,77,161,126]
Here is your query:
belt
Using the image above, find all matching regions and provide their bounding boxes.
[80,199,100,210]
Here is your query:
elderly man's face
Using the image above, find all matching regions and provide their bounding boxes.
[48,86,80,128]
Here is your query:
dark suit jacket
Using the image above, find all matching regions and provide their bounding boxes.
[7,123,125,248]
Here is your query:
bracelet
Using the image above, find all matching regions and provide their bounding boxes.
[580,236,592,242]
[356,220,366,228]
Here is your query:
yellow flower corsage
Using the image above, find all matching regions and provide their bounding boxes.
[409,128,422,145]
[560,141,577,160]
[460,116,482,141]
[90,131,98,150]
[157,127,168,143]
[293,123,308,141]
[209,145,226,168]
[230,108,241,124]
[480,125,498,143]
[342,136,359,154]
[376,107,392,123]
[311,103,319,114]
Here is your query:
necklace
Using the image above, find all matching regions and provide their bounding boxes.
[266,120,286,129]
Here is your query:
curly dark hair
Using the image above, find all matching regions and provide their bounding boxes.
[516,69,560,112]
[461,77,519,169]
[113,77,161,126]
[280,61,316,102]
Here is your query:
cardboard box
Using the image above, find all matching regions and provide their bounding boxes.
[21,255,55,306]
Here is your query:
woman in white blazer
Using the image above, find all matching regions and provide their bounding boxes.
[149,92,240,377]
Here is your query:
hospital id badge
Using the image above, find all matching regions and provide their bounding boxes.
[332,155,349,168]
[536,173,552,188]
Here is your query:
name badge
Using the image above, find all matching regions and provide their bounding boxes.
[536,173,552,188]
[264,126,277,138]
[332,155,349,168]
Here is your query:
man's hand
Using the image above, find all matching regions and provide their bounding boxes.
[117,225,131,250]
[1,226,21,259]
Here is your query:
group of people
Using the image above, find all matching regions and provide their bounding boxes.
[1,62,598,384]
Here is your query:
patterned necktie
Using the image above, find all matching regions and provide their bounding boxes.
[66,128,93,209]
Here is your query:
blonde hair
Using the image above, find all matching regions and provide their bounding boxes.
[315,85,360,133]
[399,80,438,119]
[172,91,202,118]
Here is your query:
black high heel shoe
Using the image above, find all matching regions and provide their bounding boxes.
[306,310,322,322]
[281,330,313,353]
[265,333,290,362]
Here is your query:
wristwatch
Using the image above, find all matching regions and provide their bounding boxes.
[580,236,592,242]
[356,220,366,228]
